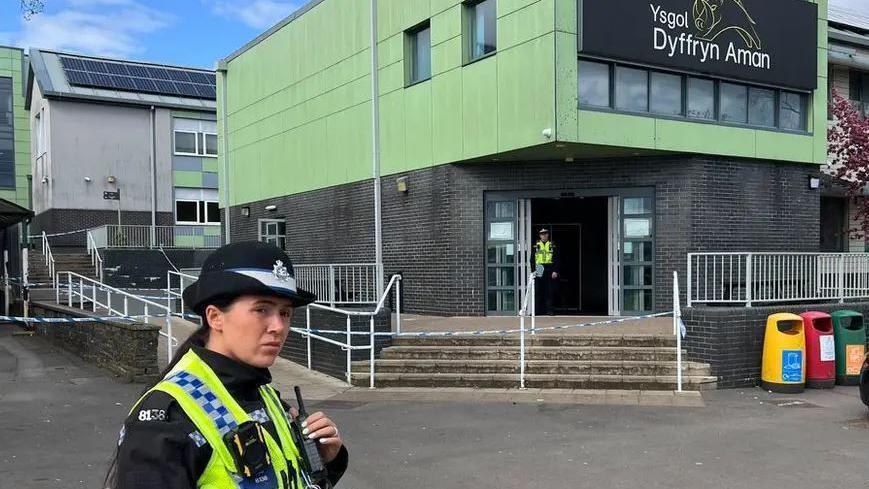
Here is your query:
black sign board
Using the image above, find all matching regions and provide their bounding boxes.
[103,190,121,200]
[579,0,818,91]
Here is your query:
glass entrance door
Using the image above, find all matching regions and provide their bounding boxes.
[621,196,654,314]
[485,199,518,315]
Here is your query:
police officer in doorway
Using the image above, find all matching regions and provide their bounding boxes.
[105,241,348,489]
[533,228,559,316]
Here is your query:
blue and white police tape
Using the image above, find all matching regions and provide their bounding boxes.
[290,311,675,337]
[0,311,201,324]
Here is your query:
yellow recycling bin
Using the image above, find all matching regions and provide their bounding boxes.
[761,313,806,393]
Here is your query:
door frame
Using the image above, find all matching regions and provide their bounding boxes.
[485,187,655,316]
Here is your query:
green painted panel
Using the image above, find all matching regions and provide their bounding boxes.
[497,35,555,152]
[431,36,462,76]
[379,90,407,175]
[0,46,29,208]
[462,57,499,158]
[378,60,405,95]
[431,0,461,16]
[174,171,204,187]
[431,5,461,46]
[498,0,554,50]
[432,68,464,165]
[202,159,219,173]
[500,0,543,17]
[756,130,815,162]
[655,119,755,155]
[377,33,404,70]
[577,110,656,150]
[555,0,576,34]
[403,81,434,171]
[555,31,578,141]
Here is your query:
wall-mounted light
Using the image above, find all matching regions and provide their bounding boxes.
[41,176,48,184]
[809,177,820,189]
[106,175,116,184]
[83,176,92,183]
[241,206,250,217]
[396,177,408,194]
[265,205,277,211]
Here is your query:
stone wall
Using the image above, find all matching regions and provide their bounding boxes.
[683,302,869,388]
[28,301,160,383]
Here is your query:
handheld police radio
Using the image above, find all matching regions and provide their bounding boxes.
[290,386,327,483]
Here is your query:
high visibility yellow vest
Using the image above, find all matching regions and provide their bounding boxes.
[135,350,305,489]
[535,241,554,265]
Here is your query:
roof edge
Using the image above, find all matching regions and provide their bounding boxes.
[221,0,327,65]
[35,47,215,73]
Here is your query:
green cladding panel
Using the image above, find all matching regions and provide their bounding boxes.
[0,47,30,209]
[220,0,826,206]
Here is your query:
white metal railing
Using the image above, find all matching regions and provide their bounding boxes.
[294,274,402,388]
[40,231,57,288]
[166,270,199,318]
[295,263,381,306]
[86,231,104,282]
[89,225,222,249]
[687,252,869,307]
[518,272,536,389]
[60,271,177,359]
[673,271,683,392]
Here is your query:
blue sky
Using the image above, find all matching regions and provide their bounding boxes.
[0,0,303,69]
[0,0,866,70]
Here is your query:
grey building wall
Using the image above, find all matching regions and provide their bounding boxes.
[228,157,821,316]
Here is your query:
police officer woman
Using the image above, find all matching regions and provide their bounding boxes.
[106,241,348,489]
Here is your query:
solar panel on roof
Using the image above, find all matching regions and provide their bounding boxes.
[59,55,216,100]
[168,70,191,82]
[82,59,108,73]
[104,63,130,76]
[65,70,91,85]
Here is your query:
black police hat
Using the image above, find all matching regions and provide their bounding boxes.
[182,241,316,315]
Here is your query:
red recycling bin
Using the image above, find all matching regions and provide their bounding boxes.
[800,311,836,388]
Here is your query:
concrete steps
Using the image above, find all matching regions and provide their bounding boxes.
[352,333,716,391]
[28,249,98,287]
[352,359,711,376]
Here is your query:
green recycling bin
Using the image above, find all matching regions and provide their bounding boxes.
[831,310,867,385]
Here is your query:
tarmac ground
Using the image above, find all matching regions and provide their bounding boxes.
[1,323,867,489]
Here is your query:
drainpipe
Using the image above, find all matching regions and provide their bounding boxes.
[149,105,156,248]
[218,62,231,245]
[370,0,384,296]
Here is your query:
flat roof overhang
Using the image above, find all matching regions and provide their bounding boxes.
[0,198,32,229]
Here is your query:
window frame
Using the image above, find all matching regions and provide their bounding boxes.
[173,130,199,156]
[258,218,287,250]
[464,0,497,65]
[175,198,220,225]
[405,20,432,87]
[202,132,218,158]
[174,199,201,225]
[577,57,810,133]
[0,77,15,190]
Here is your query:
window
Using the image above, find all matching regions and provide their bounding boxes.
[174,131,198,155]
[748,87,775,127]
[174,125,218,158]
[650,72,682,116]
[577,58,809,132]
[175,197,220,225]
[578,60,610,108]
[259,219,287,249]
[407,22,431,85]
[615,66,648,112]
[203,133,218,156]
[687,78,715,120]
[467,0,496,62]
[719,83,747,123]
[0,78,14,189]
[175,200,199,224]
[779,91,807,131]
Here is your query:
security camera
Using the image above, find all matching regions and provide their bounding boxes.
[542,128,553,139]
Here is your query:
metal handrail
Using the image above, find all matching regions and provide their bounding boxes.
[517,272,536,389]
[294,274,403,388]
[61,271,176,359]
[295,263,380,306]
[41,231,57,289]
[166,270,198,318]
[86,231,104,282]
[88,224,222,249]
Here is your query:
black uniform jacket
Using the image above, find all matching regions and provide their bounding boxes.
[115,347,349,489]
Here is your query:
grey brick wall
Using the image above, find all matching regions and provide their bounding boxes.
[229,156,821,316]
[32,209,174,247]
[683,302,869,388]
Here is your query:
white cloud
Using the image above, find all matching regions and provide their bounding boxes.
[7,0,173,58]
[213,0,299,30]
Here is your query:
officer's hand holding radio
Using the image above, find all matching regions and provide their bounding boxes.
[289,407,344,463]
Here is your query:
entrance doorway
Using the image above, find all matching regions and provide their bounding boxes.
[532,197,608,315]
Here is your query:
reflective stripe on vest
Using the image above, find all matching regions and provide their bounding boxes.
[535,241,554,265]
[146,350,305,489]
